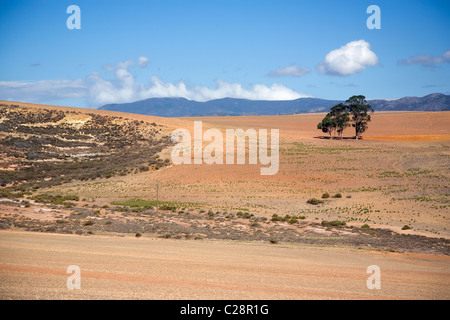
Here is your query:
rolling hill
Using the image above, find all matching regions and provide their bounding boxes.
[98,93,450,117]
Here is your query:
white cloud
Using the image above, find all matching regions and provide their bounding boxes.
[268,65,311,77]
[86,58,310,105]
[0,79,87,103]
[0,57,311,107]
[397,49,450,67]
[444,50,450,61]
[87,73,309,106]
[138,56,149,68]
[318,40,378,76]
[116,59,134,69]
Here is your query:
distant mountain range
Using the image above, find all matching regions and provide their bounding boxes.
[98,93,450,117]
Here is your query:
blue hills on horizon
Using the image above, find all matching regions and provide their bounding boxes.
[98,93,450,117]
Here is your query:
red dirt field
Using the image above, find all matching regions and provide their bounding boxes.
[1,101,449,299]
[1,230,449,300]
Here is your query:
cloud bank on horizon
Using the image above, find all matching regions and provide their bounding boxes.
[0,56,310,106]
[87,59,309,105]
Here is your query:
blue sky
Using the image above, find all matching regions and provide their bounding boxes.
[0,0,449,108]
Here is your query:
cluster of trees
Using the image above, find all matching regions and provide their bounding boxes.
[317,95,374,139]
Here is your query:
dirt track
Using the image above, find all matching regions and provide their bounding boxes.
[1,231,449,299]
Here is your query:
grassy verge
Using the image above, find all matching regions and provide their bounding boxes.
[111,198,201,211]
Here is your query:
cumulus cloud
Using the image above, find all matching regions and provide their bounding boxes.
[85,58,310,105]
[317,40,378,76]
[268,65,311,77]
[138,56,149,68]
[0,57,311,107]
[87,73,308,106]
[397,50,450,67]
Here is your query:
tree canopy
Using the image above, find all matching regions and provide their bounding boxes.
[317,113,336,138]
[344,95,374,139]
[317,95,374,139]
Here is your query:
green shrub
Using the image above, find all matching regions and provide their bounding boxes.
[361,224,370,229]
[401,225,412,230]
[321,220,346,227]
[321,192,330,199]
[32,193,79,205]
[22,200,31,208]
[63,202,75,208]
[307,198,324,205]
[238,212,253,219]
[271,214,283,222]
[332,193,342,198]
[159,204,177,211]
[288,217,298,224]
